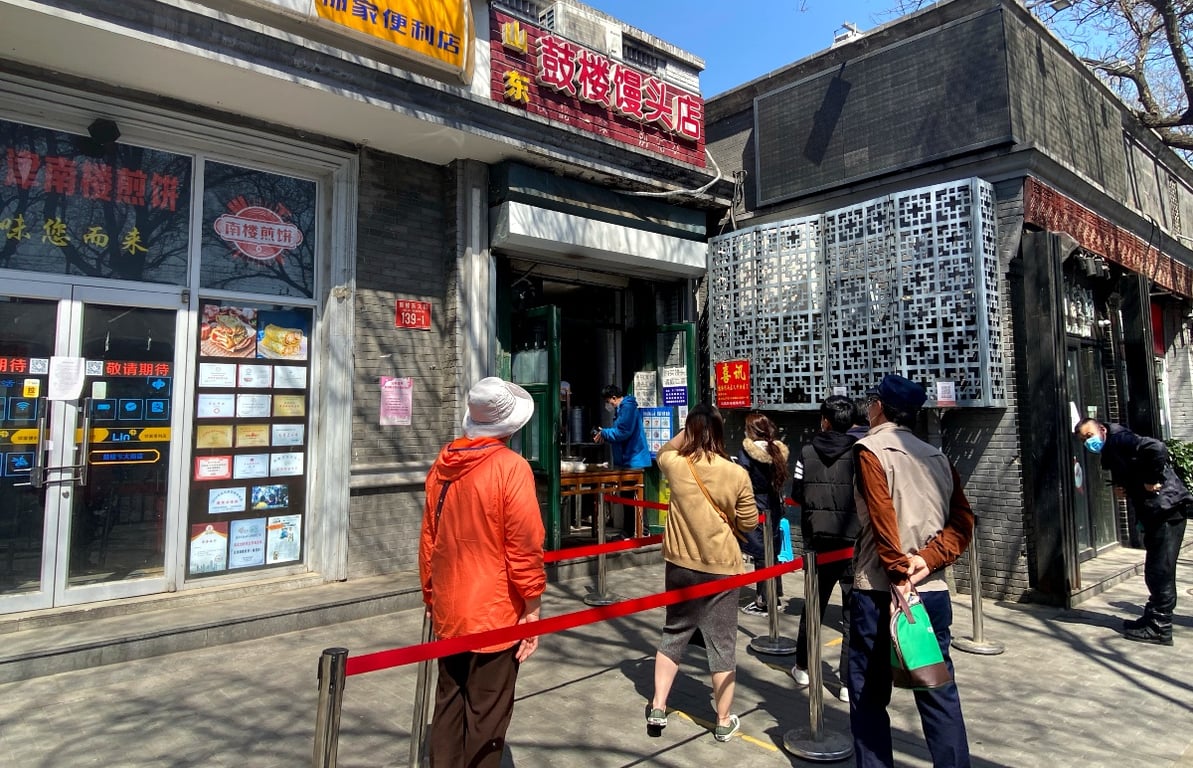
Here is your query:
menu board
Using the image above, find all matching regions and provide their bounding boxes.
[186,301,311,577]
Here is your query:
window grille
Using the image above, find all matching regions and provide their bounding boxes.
[708,178,1004,408]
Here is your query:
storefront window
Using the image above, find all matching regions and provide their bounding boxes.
[200,161,317,299]
[0,118,192,284]
[187,301,312,576]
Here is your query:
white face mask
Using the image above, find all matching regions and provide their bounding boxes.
[604,402,616,414]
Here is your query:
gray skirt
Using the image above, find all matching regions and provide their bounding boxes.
[657,562,740,673]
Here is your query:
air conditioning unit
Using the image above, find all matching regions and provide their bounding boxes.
[539,1,622,58]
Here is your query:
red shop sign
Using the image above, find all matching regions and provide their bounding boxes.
[714,359,751,409]
[395,300,432,330]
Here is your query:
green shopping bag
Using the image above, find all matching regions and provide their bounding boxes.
[889,587,952,690]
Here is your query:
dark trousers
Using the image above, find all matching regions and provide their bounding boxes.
[848,589,970,768]
[1142,517,1187,624]
[744,525,785,603]
[795,556,852,678]
[429,647,520,768]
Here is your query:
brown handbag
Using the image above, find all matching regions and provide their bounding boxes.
[686,456,747,543]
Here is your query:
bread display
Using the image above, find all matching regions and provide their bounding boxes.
[260,324,302,357]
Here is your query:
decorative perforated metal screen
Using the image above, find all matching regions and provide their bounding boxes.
[708,178,1004,408]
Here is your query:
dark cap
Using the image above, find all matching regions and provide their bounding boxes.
[866,374,927,412]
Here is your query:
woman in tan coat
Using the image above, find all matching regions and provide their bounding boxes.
[645,403,757,742]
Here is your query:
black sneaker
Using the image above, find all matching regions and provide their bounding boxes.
[1123,624,1173,646]
[740,602,768,617]
[1122,615,1150,631]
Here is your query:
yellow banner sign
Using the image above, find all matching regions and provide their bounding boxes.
[314,0,472,74]
[81,427,173,444]
[0,429,39,445]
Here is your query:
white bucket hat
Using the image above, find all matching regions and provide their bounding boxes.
[462,377,535,438]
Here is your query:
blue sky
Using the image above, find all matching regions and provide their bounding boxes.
[585,0,895,97]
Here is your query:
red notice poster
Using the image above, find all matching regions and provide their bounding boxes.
[714,359,751,409]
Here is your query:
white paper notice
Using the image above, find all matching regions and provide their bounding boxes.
[198,363,237,388]
[633,371,658,407]
[935,380,956,407]
[379,376,413,426]
[270,452,304,477]
[236,394,272,418]
[197,394,235,418]
[661,367,686,388]
[48,356,86,401]
[274,365,307,389]
[267,514,302,564]
[832,386,848,396]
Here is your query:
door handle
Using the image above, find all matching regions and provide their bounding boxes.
[76,397,91,487]
[28,397,92,487]
[29,400,48,490]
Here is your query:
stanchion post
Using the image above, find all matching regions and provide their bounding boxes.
[951,516,1005,655]
[749,512,797,655]
[584,493,619,606]
[408,613,435,768]
[782,549,852,761]
[312,647,348,768]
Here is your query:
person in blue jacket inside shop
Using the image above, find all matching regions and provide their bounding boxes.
[594,384,652,469]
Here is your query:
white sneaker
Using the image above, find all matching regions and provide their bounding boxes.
[791,665,809,687]
[837,687,850,703]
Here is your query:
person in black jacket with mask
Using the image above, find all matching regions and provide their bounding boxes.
[1075,418,1191,645]
[790,396,860,701]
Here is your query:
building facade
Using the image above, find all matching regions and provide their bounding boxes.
[705,0,1193,605]
[0,0,717,618]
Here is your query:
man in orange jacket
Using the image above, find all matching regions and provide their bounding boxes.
[420,377,546,767]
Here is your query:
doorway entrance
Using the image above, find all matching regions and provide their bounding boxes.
[1066,342,1117,557]
[0,279,185,612]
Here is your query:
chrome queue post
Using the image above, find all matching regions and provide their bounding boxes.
[951,515,1005,655]
[313,647,348,768]
[748,511,797,655]
[583,493,620,606]
[782,548,852,762]
[408,613,436,767]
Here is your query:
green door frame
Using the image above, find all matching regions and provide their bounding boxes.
[517,305,563,550]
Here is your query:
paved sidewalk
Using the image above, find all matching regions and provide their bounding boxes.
[1,549,1192,767]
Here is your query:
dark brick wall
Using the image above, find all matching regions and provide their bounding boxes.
[1002,11,1128,201]
[347,148,458,577]
[947,179,1029,600]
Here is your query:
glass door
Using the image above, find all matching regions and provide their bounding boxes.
[0,288,66,612]
[0,280,186,612]
[1065,341,1117,559]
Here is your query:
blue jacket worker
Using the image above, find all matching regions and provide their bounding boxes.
[595,384,651,469]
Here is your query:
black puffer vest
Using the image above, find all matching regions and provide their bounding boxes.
[799,432,859,551]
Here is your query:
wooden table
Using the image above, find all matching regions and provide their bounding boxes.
[560,468,646,538]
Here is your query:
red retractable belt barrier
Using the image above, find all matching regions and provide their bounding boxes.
[346,556,805,676]
[542,494,668,563]
[543,534,663,563]
[346,489,856,678]
[603,496,669,511]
